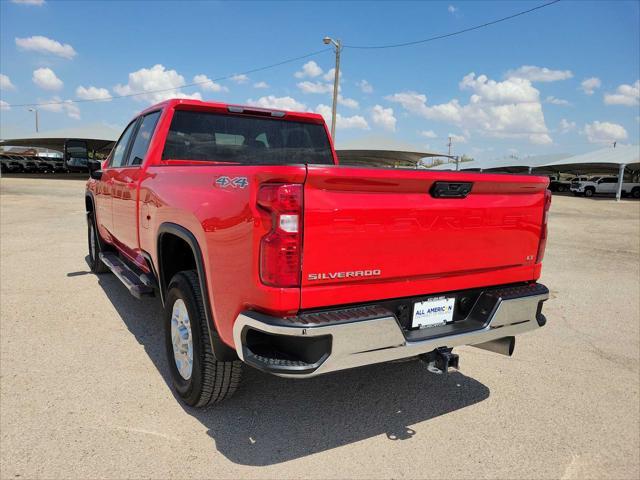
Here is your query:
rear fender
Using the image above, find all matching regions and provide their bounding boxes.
[157,222,238,361]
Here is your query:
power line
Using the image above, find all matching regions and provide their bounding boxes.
[5,48,332,108]
[4,0,563,108]
[343,0,561,49]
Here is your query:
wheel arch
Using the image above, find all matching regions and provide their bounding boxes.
[85,191,95,213]
[157,222,238,361]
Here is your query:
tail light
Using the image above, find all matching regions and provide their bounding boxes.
[257,183,303,287]
[536,189,552,263]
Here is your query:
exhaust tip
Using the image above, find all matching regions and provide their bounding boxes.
[472,336,516,357]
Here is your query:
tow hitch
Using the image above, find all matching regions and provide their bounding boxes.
[420,347,459,376]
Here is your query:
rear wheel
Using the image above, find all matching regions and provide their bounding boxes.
[87,214,109,273]
[164,270,242,406]
[632,188,640,199]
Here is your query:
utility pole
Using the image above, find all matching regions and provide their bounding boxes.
[28,108,39,133]
[323,36,342,141]
[448,135,452,156]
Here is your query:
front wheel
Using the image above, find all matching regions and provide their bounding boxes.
[584,188,595,198]
[164,270,242,406]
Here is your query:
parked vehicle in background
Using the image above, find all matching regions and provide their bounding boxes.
[0,155,24,173]
[571,176,640,198]
[35,158,53,173]
[548,175,572,192]
[20,157,39,173]
[569,176,590,187]
[85,98,551,407]
[549,175,593,193]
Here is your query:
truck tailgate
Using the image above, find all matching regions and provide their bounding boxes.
[301,166,548,309]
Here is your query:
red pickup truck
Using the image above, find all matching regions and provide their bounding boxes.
[86,99,550,407]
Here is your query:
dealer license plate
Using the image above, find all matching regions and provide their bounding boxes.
[412,296,455,329]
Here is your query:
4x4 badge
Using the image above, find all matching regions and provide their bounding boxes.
[215,176,249,189]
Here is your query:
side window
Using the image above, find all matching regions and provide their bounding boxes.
[127,111,161,166]
[109,121,137,168]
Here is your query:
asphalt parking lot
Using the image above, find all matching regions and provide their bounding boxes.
[1,176,638,479]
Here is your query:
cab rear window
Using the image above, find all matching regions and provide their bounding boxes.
[162,110,334,165]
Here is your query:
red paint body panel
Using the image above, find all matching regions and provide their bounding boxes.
[301,166,546,308]
[87,99,549,351]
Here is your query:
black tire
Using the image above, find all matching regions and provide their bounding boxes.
[632,188,640,199]
[164,270,242,406]
[87,214,109,273]
[584,188,595,198]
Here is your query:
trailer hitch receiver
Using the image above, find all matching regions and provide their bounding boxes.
[420,347,460,376]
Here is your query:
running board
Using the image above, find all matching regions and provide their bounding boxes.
[99,252,154,299]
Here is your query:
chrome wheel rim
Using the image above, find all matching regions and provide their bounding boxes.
[89,222,96,260]
[171,299,193,380]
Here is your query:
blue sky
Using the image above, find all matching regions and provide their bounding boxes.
[1,0,638,159]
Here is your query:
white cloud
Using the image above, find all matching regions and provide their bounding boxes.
[16,35,76,59]
[247,95,307,111]
[297,80,334,94]
[420,130,437,138]
[253,81,269,89]
[193,74,228,93]
[40,96,80,119]
[371,105,396,131]
[386,72,552,145]
[294,61,323,79]
[529,134,552,145]
[323,68,338,82]
[338,95,358,109]
[113,64,202,104]
[75,85,111,101]
[0,74,15,90]
[230,74,249,84]
[506,65,573,82]
[583,121,628,144]
[448,133,467,143]
[603,80,639,106]
[356,79,373,94]
[580,77,601,95]
[559,118,576,133]
[459,73,539,103]
[545,96,570,106]
[316,104,369,130]
[448,5,458,13]
[11,0,45,4]
[32,67,63,90]
[0,100,10,110]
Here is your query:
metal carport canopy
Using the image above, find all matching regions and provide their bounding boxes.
[336,135,452,168]
[0,123,120,153]
[538,145,640,201]
[429,153,572,172]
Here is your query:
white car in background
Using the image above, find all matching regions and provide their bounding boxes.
[571,176,640,198]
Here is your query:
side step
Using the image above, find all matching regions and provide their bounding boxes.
[99,252,154,299]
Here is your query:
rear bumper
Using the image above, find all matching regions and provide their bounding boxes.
[233,283,549,378]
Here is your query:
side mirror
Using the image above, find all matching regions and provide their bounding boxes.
[88,160,102,180]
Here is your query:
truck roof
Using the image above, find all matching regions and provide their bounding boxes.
[139,98,326,125]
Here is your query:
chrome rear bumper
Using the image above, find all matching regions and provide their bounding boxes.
[233,283,549,378]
